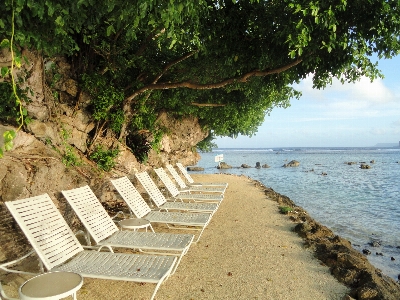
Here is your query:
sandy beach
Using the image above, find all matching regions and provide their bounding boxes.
[1,173,349,299]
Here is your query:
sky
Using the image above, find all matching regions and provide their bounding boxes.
[215,56,400,148]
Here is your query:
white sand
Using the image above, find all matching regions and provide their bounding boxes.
[1,174,349,299]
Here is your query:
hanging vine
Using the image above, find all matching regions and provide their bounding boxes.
[0,0,25,158]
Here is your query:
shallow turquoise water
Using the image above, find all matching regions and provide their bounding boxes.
[196,147,400,280]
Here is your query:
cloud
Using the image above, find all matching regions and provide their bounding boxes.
[295,75,395,105]
[350,77,395,104]
[291,74,400,121]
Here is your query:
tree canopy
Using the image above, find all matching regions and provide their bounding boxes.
[1,0,400,150]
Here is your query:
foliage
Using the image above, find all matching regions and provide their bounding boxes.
[2,0,400,151]
[197,133,217,153]
[279,206,293,214]
[80,73,125,132]
[60,127,81,167]
[89,145,120,171]
[126,132,151,164]
[45,61,62,100]
[0,5,30,158]
[62,144,81,167]
[0,130,16,158]
[0,82,19,124]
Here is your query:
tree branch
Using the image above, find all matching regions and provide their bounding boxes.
[191,103,226,107]
[124,57,302,103]
[152,50,198,84]
[119,58,303,139]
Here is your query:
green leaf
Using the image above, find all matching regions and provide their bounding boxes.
[55,16,64,26]
[0,19,5,29]
[4,141,13,151]
[48,4,55,16]
[1,67,9,77]
[3,130,16,142]
[0,148,3,158]
[0,39,10,48]
[169,39,177,49]
[106,25,115,36]
[14,56,22,68]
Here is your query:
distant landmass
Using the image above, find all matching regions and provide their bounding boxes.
[374,143,399,147]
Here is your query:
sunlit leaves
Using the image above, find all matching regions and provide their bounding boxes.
[1,0,400,143]
[1,130,16,157]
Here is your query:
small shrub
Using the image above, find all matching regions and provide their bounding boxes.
[62,144,81,167]
[279,206,293,214]
[60,127,81,167]
[90,145,120,171]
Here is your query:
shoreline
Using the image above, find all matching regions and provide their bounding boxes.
[253,177,400,300]
[1,173,399,299]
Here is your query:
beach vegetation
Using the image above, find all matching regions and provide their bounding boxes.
[279,206,293,214]
[2,0,400,157]
[197,134,218,153]
[89,145,120,172]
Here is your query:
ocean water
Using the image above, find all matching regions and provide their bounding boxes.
[196,147,400,280]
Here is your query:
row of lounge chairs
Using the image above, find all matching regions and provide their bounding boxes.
[0,164,228,300]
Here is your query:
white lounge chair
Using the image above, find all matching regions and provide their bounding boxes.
[111,176,219,215]
[137,171,223,205]
[154,168,225,203]
[5,194,177,300]
[164,165,227,194]
[111,176,212,243]
[61,185,194,274]
[176,162,228,187]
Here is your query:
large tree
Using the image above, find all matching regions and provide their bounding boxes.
[1,0,400,151]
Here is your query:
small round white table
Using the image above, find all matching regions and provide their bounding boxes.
[118,218,154,232]
[19,271,83,300]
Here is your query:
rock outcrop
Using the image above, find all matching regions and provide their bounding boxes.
[217,162,232,169]
[0,50,209,263]
[360,164,371,169]
[282,160,300,167]
[187,166,204,171]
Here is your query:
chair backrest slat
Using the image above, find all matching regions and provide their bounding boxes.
[5,194,83,271]
[62,186,119,244]
[110,177,152,219]
[135,172,167,207]
[166,164,187,189]
[176,163,195,184]
[154,168,180,197]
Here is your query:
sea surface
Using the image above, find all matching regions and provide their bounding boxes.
[196,147,400,280]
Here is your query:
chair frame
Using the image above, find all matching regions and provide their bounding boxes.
[111,176,212,243]
[154,168,225,203]
[165,165,226,194]
[5,194,177,300]
[62,185,194,274]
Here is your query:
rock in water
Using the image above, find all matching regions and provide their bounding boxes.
[282,160,300,167]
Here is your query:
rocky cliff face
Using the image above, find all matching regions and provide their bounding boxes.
[0,50,208,262]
